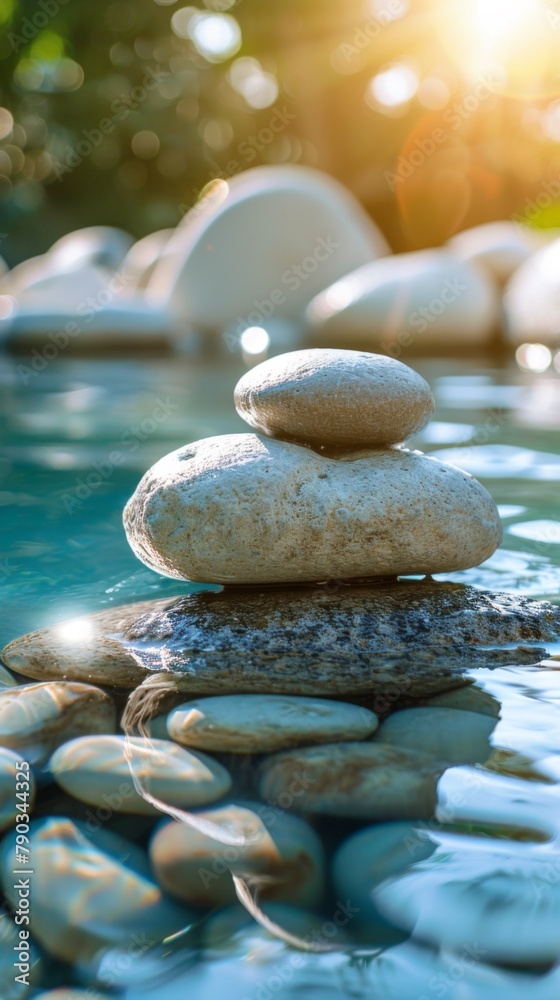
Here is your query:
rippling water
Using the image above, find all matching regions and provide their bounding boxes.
[1,351,560,997]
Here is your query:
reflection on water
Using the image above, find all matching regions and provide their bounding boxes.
[2,352,560,996]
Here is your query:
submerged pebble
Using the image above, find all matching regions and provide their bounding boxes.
[372,706,497,765]
[150,801,325,908]
[422,684,501,718]
[0,681,116,769]
[233,349,435,448]
[49,735,232,814]
[332,821,437,929]
[0,817,190,963]
[375,845,560,965]
[259,743,442,820]
[167,694,378,753]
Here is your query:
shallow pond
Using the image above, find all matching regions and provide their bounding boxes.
[1,350,560,998]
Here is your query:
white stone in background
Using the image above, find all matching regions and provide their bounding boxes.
[259,743,442,820]
[123,433,502,584]
[375,846,560,965]
[147,165,390,330]
[0,253,50,295]
[49,735,232,814]
[0,748,36,830]
[372,706,497,765]
[0,681,116,769]
[167,693,377,753]
[149,801,325,908]
[234,349,435,448]
[121,229,174,288]
[332,822,436,928]
[447,221,551,285]
[0,912,43,998]
[0,817,190,963]
[47,225,134,271]
[504,237,560,345]
[15,263,118,310]
[306,249,499,351]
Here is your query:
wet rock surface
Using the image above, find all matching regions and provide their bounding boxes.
[3,581,558,701]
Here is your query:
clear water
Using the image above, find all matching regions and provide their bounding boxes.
[1,351,560,997]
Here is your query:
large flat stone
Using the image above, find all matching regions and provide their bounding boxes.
[3,583,559,715]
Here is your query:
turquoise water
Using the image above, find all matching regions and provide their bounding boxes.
[2,350,560,997]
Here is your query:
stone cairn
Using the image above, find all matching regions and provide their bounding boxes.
[4,349,560,973]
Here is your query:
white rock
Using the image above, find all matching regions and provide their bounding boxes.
[306,249,499,351]
[49,735,231,814]
[0,817,189,963]
[123,433,502,584]
[147,165,389,330]
[504,237,560,345]
[149,801,325,908]
[375,846,560,964]
[234,349,435,448]
[0,681,116,769]
[447,221,548,284]
[167,694,377,752]
[372,706,497,765]
[47,226,134,271]
[258,743,442,820]
[0,749,36,830]
[121,229,174,287]
[16,263,117,310]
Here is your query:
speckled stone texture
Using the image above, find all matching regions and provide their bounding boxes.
[4,582,559,710]
[122,435,502,584]
[233,349,435,448]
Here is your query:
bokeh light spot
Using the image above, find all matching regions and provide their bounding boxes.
[240,326,270,355]
[189,12,241,63]
[0,108,13,140]
[516,343,553,373]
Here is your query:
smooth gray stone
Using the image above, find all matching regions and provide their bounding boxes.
[0,817,191,964]
[421,683,501,718]
[49,735,232,815]
[233,349,435,448]
[332,822,436,928]
[123,435,501,584]
[149,800,325,908]
[167,694,378,753]
[3,583,558,711]
[0,681,116,769]
[372,706,497,766]
[258,742,442,820]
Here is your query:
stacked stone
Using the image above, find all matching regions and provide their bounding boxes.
[123,348,501,584]
[5,350,560,976]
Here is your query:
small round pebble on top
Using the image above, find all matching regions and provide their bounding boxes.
[234,349,435,448]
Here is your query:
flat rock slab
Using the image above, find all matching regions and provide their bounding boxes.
[3,583,559,713]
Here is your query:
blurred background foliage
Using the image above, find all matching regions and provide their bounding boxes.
[1,0,560,263]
